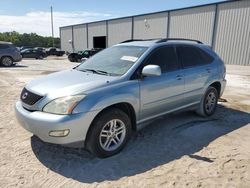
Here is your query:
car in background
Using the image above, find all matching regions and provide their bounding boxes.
[35,47,46,53]
[20,46,33,51]
[0,41,22,67]
[46,47,65,56]
[21,49,47,59]
[68,48,103,62]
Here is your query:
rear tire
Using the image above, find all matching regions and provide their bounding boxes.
[1,57,13,67]
[196,86,218,117]
[86,108,132,158]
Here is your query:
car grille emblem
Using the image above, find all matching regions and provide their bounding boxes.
[22,92,28,100]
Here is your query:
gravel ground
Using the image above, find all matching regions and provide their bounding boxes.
[0,57,250,188]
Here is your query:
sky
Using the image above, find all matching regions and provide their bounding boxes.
[0,0,228,37]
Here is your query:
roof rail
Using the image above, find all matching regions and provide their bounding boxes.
[120,38,160,43]
[156,38,203,44]
[120,39,144,43]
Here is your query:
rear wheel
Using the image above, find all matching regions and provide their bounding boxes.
[196,86,218,117]
[86,108,132,158]
[1,57,13,67]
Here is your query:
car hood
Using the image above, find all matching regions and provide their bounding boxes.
[25,69,119,97]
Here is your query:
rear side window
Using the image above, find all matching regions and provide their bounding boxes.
[146,46,179,73]
[177,46,214,68]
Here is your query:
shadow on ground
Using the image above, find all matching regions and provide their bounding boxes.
[0,64,28,68]
[31,105,250,183]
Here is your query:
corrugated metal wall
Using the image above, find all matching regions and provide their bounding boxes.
[134,12,168,39]
[169,5,216,45]
[108,18,132,47]
[60,0,250,65]
[60,27,73,53]
[214,0,250,65]
[88,21,107,49]
[73,24,87,52]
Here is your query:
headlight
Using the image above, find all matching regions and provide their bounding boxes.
[43,95,86,115]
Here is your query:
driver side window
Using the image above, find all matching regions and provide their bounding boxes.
[145,46,179,73]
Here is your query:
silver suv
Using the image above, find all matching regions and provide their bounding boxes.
[0,41,22,67]
[15,38,226,157]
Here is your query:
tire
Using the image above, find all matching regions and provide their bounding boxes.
[1,56,13,67]
[86,108,132,158]
[196,86,219,117]
[38,55,44,59]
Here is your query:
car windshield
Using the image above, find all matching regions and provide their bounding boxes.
[76,46,148,76]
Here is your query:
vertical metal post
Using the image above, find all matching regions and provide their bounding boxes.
[50,6,54,47]
[167,11,171,38]
[106,20,108,48]
[131,16,134,39]
[211,4,219,49]
[71,26,75,52]
[59,27,62,49]
[86,24,89,49]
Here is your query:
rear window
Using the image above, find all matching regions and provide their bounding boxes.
[177,46,214,68]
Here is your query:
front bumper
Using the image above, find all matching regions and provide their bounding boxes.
[15,101,99,147]
[13,53,22,62]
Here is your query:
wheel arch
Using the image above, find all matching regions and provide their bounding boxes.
[209,81,221,96]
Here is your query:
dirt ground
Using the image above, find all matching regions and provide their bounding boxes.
[0,57,250,188]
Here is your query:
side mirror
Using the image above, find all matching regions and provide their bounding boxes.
[142,65,161,77]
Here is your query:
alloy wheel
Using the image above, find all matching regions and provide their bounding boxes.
[99,119,126,152]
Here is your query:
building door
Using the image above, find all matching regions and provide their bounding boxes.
[93,36,106,49]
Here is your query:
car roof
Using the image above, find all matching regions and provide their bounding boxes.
[0,41,13,45]
[116,38,206,48]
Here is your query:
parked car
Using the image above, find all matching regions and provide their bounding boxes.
[46,47,65,56]
[35,47,46,53]
[21,49,46,59]
[15,38,226,158]
[20,46,33,51]
[0,41,22,67]
[68,48,103,62]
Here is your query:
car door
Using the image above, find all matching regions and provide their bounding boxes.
[139,46,185,122]
[176,45,215,105]
[22,50,31,58]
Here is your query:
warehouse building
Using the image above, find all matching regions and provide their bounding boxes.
[60,0,250,65]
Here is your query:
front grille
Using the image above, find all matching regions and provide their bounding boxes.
[20,88,43,105]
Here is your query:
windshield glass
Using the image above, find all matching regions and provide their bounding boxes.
[76,46,148,76]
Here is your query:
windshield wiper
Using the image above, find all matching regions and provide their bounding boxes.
[79,68,110,75]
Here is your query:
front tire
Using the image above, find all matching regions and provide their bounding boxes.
[86,108,132,158]
[1,57,13,67]
[196,86,219,117]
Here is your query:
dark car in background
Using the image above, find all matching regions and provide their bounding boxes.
[0,41,22,67]
[46,47,65,56]
[35,47,46,53]
[68,48,102,62]
[21,49,47,59]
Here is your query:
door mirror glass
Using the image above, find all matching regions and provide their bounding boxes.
[142,65,161,77]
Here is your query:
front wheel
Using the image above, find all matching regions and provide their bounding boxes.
[38,55,44,59]
[86,108,132,158]
[196,86,219,117]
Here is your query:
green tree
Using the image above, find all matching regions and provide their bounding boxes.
[0,31,61,48]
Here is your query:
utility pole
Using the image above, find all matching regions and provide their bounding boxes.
[50,6,54,47]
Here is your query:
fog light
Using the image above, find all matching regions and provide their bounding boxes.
[49,129,70,137]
